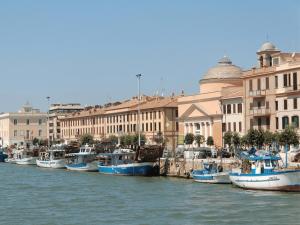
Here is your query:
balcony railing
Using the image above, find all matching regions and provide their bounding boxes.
[249,90,266,97]
[249,107,271,116]
[275,84,300,95]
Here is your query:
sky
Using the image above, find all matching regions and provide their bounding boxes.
[0,0,299,112]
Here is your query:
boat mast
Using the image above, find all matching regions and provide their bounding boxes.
[136,74,142,147]
[46,96,50,149]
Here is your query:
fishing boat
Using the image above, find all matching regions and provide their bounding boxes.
[229,153,300,192]
[192,162,231,184]
[98,149,155,176]
[36,146,66,169]
[0,149,8,162]
[65,145,98,172]
[15,148,37,165]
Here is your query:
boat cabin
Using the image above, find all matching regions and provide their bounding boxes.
[249,155,280,174]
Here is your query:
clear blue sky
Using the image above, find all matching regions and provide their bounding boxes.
[0,0,299,112]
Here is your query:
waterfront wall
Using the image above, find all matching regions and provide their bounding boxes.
[159,157,238,178]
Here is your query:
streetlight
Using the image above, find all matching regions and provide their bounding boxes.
[46,96,50,148]
[136,74,142,147]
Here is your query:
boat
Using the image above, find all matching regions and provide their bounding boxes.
[0,149,8,162]
[36,146,66,169]
[229,153,300,192]
[65,145,98,172]
[192,162,231,184]
[98,149,155,176]
[15,148,37,165]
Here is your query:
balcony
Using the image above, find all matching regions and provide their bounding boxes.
[249,107,271,116]
[275,85,300,95]
[249,90,266,98]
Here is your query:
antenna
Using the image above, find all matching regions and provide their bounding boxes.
[266,33,269,41]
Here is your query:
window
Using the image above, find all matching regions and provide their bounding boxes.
[282,116,289,129]
[284,99,288,110]
[266,101,269,109]
[233,122,236,132]
[14,130,17,137]
[39,130,42,136]
[249,80,253,91]
[266,117,270,127]
[13,119,18,125]
[292,116,299,128]
[233,104,236,114]
[275,76,278,89]
[276,117,279,129]
[275,101,278,111]
[227,104,231,114]
[265,77,269,89]
[158,122,161,131]
[222,123,226,132]
[223,105,226,114]
[250,119,254,128]
[294,98,298,109]
[228,122,231,132]
[239,122,242,132]
[284,74,291,87]
[238,103,242,113]
[258,118,262,127]
[257,78,261,90]
[26,119,30,125]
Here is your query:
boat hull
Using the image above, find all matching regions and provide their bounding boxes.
[15,157,37,165]
[66,162,98,172]
[36,159,66,169]
[98,162,154,176]
[229,170,300,192]
[193,171,231,184]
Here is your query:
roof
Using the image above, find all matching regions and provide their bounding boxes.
[221,86,243,99]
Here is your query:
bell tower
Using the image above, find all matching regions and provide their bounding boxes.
[256,42,280,68]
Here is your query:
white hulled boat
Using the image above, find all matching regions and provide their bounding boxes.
[36,146,66,169]
[15,148,37,165]
[229,153,300,192]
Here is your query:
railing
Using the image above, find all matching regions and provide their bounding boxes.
[249,90,266,97]
[249,108,271,116]
[275,84,300,95]
[243,66,276,77]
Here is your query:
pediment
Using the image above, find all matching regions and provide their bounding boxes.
[180,104,210,120]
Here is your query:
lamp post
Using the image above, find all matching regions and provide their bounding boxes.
[136,74,142,147]
[46,96,50,148]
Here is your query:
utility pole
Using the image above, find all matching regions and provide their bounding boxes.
[136,74,142,147]
[46,96,50,148]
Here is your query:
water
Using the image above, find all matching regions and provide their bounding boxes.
[0,163,299,225]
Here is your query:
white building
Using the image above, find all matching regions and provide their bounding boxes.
[0,103,47,147]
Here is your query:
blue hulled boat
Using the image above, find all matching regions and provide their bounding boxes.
[0,149,8,162]
[98,149,155,176]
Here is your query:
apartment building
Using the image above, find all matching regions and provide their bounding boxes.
[0,103,47,147]
[60,96,179,150]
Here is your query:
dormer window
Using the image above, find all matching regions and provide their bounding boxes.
[273,57,279,66]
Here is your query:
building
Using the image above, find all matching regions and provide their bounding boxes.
[0,103,47,147]
[242,42,300,132]
[60,96,179,150]
[178,56,243,148]
[47,103,83,143]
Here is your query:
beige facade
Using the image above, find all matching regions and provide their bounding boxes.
[48,103,83,143]
[0,104,47,147]
[243,42,300,132]
[61,96,178,150]
[178,56,243,148]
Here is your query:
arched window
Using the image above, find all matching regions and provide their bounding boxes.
[259,56,263,67]
[292,116,299,128]
[282,116,289,129]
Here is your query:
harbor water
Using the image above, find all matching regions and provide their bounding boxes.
[1,163,299,225]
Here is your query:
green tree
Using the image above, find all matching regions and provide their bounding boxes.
[223,131,233,147]
[108,135,118,145]
[232,132,241,149]
[133,133,146,146]
[279,126,299,150]
[80,134,94,145]
[153,131,164,145]
[184,133,194,146]
[195,135,205,147]
[206,136,214,147]
[32,138,39,146]
[240,134,249,147]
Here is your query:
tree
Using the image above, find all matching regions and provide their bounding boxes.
[80,134,94,145]
[153,131,164,145]
[108,135,118,145]
[195,135,205,147]
[240,134,249,147]
[223,131,233,147]
[279,126,299,150]
[263,130,275,149]
[32,138,39,146]
[232,132,241,149]
[133,133,146,146]
[206,136,214,147]
[184,133,194,146]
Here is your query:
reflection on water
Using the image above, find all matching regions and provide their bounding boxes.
[0,163,299,225]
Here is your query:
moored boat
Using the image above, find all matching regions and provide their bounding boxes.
[98,149,155,176]
[192,162,231,184]
[36,146,66,169]
[65,145,98,172]
[15,149,37,165]
[229,154,300,192]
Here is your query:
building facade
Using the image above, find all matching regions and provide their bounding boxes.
[48,103,83,143]
[0,104,47,147]
[60,96,179,150]
[243,42,300,132]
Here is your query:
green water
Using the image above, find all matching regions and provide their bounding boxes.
[0,163,299,225]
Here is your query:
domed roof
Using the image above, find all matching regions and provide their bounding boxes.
[201,56,242,81]
[259,42,277,52]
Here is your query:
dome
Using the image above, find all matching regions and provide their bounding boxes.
[259,42,277,52]
[201,56,242,81]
